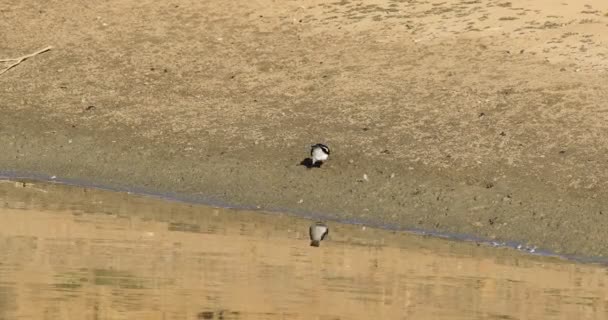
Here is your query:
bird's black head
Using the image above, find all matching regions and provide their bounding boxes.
[312,143,330,155]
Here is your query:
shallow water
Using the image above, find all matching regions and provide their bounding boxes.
[0,180,607,319]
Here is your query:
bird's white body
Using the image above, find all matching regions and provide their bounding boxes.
[310,144,330,165]
[311,147,329,164]
[309,222,329,247]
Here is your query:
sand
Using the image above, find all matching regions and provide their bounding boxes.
[1,0,608,256]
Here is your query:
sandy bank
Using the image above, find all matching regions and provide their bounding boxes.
[1,0,608,256]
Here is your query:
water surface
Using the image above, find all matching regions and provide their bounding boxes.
[0,180,606,319]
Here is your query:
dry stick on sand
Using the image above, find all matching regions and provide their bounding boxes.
[0,46,53,75]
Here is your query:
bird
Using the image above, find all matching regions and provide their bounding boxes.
[310,144,330,167]
[309,221,329,247]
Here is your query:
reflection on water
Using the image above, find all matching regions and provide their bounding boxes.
[0,180,607,319]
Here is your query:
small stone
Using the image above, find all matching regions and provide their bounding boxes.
[363,174,369,181]
[297,199,304,204]
[390,173,395,178]
[348,159,354,164]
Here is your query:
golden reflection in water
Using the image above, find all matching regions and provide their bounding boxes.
[0,180,607,320]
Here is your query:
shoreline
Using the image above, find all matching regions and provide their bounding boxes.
[2,172,607,266]
[2,91,608,259]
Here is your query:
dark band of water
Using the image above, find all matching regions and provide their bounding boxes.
[1,169,606,266]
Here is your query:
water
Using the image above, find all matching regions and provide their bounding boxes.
[0,180,606,319]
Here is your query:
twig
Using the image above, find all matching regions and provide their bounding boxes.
[0,46,53,75]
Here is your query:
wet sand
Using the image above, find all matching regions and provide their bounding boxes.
[2,0,608,257]
[0,180,607,319]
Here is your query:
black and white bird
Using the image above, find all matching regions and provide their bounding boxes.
[310,144,330,166]
[309,221,329,247]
